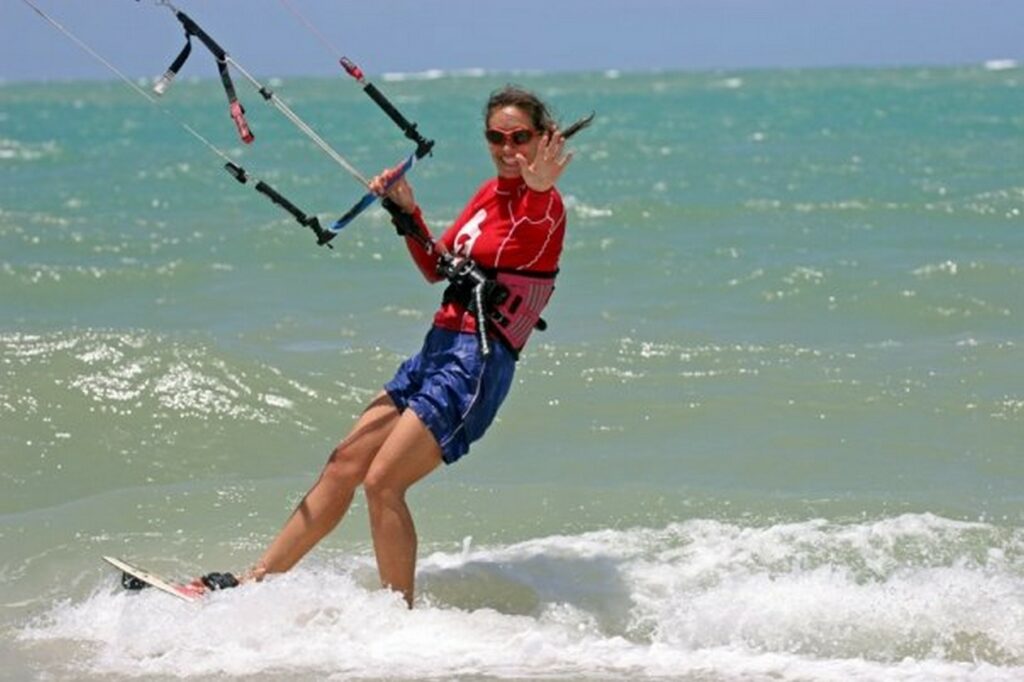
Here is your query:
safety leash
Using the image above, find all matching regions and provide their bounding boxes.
[147,2,370,183]
[22,0,340,247]
[146,0,436,244]
[152,3,253,144]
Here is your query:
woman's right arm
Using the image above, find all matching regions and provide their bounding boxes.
[370,170,444,283]
[398,205,444,283]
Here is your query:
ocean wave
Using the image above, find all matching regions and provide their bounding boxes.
[381,68,488,82]
[17,513,1024,680]
[912,260,962,277]
[1,330,320,425]
[711,77,744,89]
[564,194,614,219]
[0,137,60,162]
[984,59,1019,72]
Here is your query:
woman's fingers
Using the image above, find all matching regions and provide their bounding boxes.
[519,129,574,192]
[367,163,417,213]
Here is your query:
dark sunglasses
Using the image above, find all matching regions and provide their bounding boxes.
[484,127,536,146]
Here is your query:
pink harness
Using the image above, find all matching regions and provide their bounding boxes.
[489,271,557,352]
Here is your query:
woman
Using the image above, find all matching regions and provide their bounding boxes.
[225,86,592,607]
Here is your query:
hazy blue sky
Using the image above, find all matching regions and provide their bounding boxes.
[2,0,1022,81]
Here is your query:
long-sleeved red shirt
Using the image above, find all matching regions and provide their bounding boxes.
[403,175,566,336]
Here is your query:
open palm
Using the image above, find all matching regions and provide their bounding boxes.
[516,131,573,192]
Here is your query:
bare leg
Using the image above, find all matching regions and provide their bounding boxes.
[363,409,443,607]
[250,392,399,580]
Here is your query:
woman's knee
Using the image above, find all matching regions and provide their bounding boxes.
[362,468,407,507]
[362,413,442,507]
[319,442,372,491]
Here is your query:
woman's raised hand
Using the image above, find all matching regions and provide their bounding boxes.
[516,130,573,192]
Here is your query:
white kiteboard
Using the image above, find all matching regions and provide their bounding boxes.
[102,555,205,603]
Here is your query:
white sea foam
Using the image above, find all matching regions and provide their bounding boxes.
[574,203,614,219]
[712,77,744,89]
[0,137,60,161]
[18,514,1024,680]
[5,331,315,425]
[984,59,1018,71]
[563,194,614,219]
[381,69,448,82]
[912,260,960,277]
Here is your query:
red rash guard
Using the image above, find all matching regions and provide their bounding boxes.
[402,175,566,337]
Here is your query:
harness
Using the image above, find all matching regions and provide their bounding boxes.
[442,267,556,358]
[385,199,553,358]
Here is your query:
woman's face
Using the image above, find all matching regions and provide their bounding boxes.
[485,105,542,178]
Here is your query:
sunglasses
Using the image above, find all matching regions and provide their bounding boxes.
[484,127,537,146]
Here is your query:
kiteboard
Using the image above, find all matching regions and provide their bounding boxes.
[102,555,205,603]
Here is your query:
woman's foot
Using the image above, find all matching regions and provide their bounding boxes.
[186,571,240,594]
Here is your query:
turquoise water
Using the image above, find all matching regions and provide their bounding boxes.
[2,64,1024,680]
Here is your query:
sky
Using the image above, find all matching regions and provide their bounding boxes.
[1,0,1022,82]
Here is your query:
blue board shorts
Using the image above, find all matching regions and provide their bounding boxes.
[385,327,516,464]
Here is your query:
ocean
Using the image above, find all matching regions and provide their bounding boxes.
[2,61,1023,680]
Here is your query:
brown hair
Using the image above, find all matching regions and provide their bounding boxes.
[484,85,594,140]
